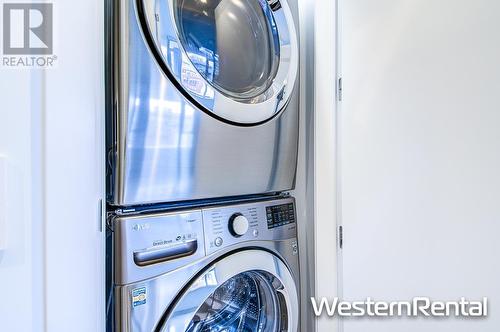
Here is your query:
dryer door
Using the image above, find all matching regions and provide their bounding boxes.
[158,250,299,331]
[138,0,298,125]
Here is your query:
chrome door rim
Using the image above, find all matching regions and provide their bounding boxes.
[138,0,298,125]
[158,250,299,331]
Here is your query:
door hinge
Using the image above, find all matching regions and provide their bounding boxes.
[338,225,343,249]
[337,77,343,101]
[99,198,107,233]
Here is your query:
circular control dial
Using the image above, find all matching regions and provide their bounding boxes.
[228,214,249,237]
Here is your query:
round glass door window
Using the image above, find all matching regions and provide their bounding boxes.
[173,0,280,101]
[140,0,298,124]
[186,271,286,331]
[159,250,298,331]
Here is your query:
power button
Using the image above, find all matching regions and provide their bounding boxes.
[214,237,223,247]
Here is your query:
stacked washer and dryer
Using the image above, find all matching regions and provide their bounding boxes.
[106,0,301,330]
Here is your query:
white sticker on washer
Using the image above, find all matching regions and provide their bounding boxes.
[132,287,147,307]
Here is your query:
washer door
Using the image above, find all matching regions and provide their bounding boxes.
[159,250,299,331]
[138,0,298,125]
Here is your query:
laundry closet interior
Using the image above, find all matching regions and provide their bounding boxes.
[1,0,500,331]
[105,0,309,330]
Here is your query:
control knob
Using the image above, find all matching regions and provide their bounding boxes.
[228,213,249,237]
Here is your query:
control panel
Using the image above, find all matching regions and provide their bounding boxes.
[202,197,296,255]
[266,202,296,229]
[114,196,297,284]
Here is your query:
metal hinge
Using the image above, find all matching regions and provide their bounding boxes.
[98,198,104,232]
[338,225,343,249]
[337,77,343,101]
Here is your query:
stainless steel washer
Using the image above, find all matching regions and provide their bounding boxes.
[113,196,300,331]
[107,0,300,206]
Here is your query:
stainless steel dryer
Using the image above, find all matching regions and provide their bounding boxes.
[107,0,300,206]
[113,196,300,331]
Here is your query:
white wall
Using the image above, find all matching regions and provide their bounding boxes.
[0,59,43,332]
[0,0,105,331]
[43,0,105,330]
[340,1,500,331]
[313,0,340,332]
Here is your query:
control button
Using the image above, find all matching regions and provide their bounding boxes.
[253,229,259,237]
[214,237,223,247]
[228,213,249,237]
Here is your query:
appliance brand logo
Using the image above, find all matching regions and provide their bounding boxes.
[2,2,57,67]
[133,223,150,231]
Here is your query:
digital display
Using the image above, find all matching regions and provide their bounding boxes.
[266,203,295,229]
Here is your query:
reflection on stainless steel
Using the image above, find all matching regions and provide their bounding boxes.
[173,0,280,100]
[108,0,300,206]
[113,197,300,331]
